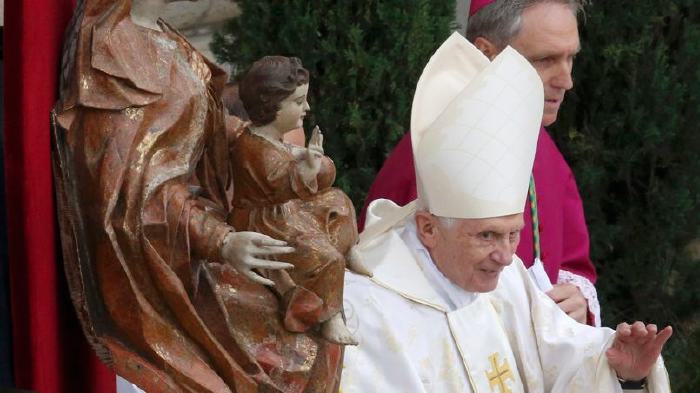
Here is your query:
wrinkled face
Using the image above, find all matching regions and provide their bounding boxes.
[273,84,310,133]
[510,2,580,126]
[417,213,524,293]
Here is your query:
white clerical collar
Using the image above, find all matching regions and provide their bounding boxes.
[400,219,478,311]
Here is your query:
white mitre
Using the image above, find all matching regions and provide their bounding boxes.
[359,32,543,245]
[412,32,543,219]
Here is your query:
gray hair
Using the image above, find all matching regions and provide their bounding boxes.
[465,0,585,49]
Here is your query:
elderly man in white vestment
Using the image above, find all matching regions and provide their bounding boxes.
[340,33,673,393]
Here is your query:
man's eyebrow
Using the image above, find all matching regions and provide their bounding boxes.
[529,45,581,60]
[478,224,524,233]
[469,227,506,235]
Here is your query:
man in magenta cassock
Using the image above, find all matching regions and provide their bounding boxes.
[359,0,601,326]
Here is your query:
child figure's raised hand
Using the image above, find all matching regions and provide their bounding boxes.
[302,125,324,176]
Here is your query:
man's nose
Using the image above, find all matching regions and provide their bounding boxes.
[491,239,515,265]
[303,100,310,111]
[551,60,574,91]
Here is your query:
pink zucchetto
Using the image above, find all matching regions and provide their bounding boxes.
[469,0,495,16]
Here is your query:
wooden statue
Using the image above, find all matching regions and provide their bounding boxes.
[52,1,348,392]
[231,56,360,346]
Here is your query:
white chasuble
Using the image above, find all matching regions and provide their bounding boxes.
[448,296,524,393]
[340,202,671,393]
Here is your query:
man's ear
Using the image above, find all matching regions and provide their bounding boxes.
[473,37,499,60]
[415,211,439,250]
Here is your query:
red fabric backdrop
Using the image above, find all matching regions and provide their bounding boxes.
[4,0,116,391]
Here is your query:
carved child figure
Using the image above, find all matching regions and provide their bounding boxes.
[230,56,360,345]
[54,0,347,390]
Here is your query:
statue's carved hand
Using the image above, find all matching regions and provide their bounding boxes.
[305,125,324,172]
[295,125,324,183]
[221,232,295,286]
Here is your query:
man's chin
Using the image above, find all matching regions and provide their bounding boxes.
[541,112,558,127]
[468,276,501,293]
[472,284,499,293]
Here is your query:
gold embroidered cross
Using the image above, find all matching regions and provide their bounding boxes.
[485,352,514,393]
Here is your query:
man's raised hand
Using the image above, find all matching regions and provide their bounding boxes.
[606,321,673,381]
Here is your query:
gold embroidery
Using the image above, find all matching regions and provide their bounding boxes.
[486,352,514,393]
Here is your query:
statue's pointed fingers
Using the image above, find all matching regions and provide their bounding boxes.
[250,258,294,271]
[251,234,288,248]
[255,245,296,255]
[244,270,275,286]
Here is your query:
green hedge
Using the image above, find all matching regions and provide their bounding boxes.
[552,2,700,390]
[212,0,455,206]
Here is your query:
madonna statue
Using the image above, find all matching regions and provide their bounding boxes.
[52,1,345,391]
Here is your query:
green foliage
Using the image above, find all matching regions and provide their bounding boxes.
[211,0,455,207]
[553,2,700,390]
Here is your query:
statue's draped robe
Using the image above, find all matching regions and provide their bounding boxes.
[53,3,341,392]
[340,199,670,393]
[229,131,357,330]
